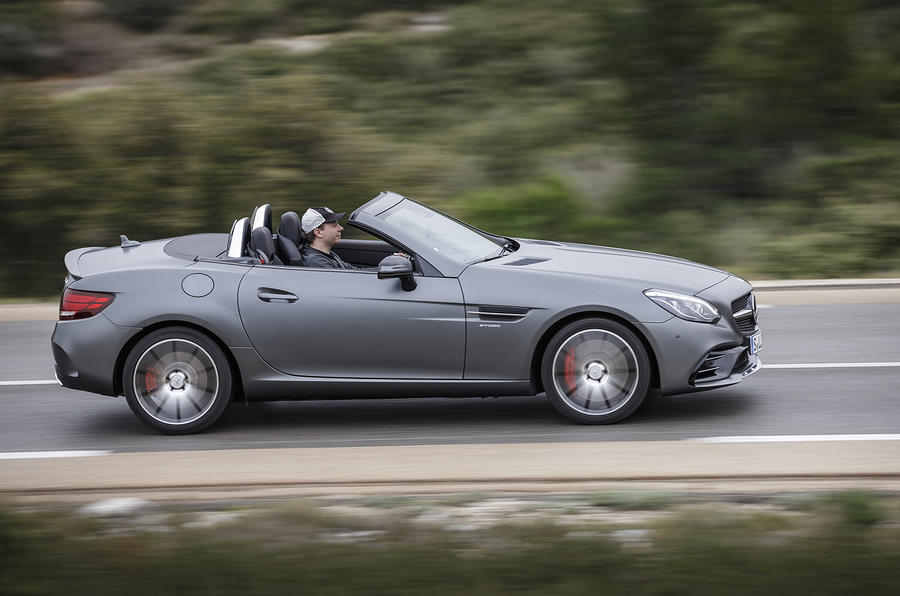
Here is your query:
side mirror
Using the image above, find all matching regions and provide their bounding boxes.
[377,255,417,291]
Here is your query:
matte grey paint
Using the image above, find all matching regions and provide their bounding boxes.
[238,266,466,379]
[52,192,759,413]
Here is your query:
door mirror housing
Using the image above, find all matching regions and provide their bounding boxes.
[377,255,417,291]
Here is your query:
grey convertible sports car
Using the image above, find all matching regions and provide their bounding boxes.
[52,191,762,434]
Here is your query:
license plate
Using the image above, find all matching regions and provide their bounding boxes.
[749,331,763,355]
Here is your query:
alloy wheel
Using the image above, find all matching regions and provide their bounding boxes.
[550,328,641,417]
[132,338,220,426]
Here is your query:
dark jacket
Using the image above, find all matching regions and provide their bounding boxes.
[301,245,357,270]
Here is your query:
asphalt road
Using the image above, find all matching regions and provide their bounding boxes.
[1,300,899,454]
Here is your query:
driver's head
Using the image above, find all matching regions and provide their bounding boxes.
[301,206,345,248]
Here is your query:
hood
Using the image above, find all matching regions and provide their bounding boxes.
[476,239,731,294]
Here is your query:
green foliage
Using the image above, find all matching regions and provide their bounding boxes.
[826,491,886,528]
[597,0,900,210]
[1,503,900,595]
[589,490,676,510]
[1,0,899,296]
[457,177,581,239]
[102,0,195,31]
[0,72,393,296]
[456,177,629,242]
[180,0,477,40]
[0,0,61,77]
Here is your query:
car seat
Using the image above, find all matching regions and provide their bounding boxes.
[249,204,272,234]
[275,211,304,266]
[248,226,283,265]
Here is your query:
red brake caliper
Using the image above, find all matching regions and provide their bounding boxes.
[144,367,159,393]
[564,352,577,394]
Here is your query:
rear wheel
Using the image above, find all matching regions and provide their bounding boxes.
[123,327,234,434]
[541,318,651,424]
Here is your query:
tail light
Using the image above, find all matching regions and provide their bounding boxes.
[59,289,114,321]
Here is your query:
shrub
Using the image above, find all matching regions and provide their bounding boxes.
[102,0,194,31]
[0,1,61,76]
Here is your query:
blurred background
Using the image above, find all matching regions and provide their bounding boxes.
[1,0,899,298]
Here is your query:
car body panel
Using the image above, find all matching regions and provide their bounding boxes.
[67,239,184,278]
[508,241,731,294]
[66,262,255,349]
[458,263,669,381]
[52,313,140,396]
[237,265,466,379]
[456,242,733,382]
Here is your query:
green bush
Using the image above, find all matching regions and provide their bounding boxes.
[103,0,194,31]
[2,503,900,595]
[457,177,588,241]
[1,0,899,296]
[828,492,886,528]
[0,1,61,77]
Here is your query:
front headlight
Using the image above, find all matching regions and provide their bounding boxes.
[644,289,720,323]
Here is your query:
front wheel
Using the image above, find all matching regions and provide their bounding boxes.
[541,318,651,424]
[123,327,234,434]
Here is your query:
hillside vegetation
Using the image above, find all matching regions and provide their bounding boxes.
[1,0,899,296]
[2,492,900,595]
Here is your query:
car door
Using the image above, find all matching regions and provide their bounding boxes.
[237,266,465,379]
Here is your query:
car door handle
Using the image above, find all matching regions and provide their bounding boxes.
[257,290,298,303]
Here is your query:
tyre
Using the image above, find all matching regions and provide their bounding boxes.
[123,326,234,434]
[541,318,651,424]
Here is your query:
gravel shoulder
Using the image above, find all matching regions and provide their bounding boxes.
[3,439,899,502]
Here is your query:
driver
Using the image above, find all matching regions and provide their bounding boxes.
[300,207,357,269]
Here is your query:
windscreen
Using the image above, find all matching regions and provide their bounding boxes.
[378,200,502,265]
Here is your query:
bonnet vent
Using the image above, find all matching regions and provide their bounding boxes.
[504,257,550,267]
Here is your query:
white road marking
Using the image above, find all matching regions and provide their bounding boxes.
[764,362,900,369]
[689,434,900,443]
[0,380,58,386]
[0,450,112,460]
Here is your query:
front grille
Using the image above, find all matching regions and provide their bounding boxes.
[735,317,756,333]
[731,293,751,313]
[731,292,757,335]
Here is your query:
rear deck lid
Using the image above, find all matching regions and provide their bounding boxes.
[64,237,199,279]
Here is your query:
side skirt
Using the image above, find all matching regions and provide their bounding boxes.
[232,347,536,401]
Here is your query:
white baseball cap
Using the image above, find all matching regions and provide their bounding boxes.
[301,207,345,234]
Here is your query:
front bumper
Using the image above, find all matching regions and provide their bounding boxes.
[689,342,761,390]
[52,314,141,397]
[640,314,761,396]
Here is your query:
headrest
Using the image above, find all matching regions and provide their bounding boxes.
[250,204,272,232]
[279,211,302,246]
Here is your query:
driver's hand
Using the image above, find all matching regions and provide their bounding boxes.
[394,252,410,259]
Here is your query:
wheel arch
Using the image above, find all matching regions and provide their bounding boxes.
[529,311,660,394]
[113,320,244,399]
